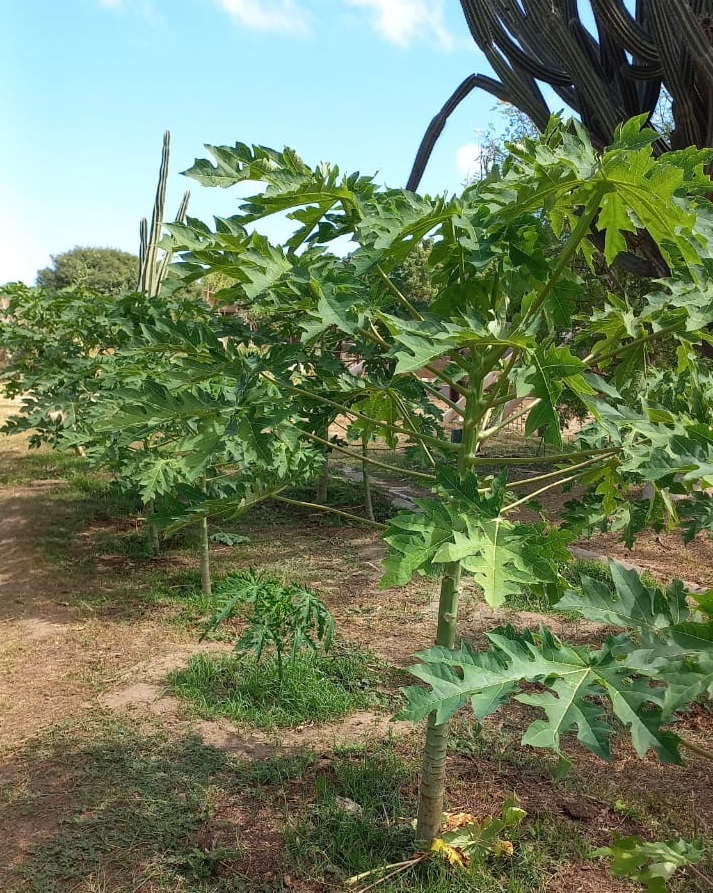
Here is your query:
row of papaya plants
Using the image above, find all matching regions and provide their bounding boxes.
[2,116,712,886]
[154,116,713,865]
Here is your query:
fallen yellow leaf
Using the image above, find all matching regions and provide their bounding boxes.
[430,838,470,869]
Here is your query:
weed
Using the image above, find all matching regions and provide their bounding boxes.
[613,797,649,822]
[201,569,335,685]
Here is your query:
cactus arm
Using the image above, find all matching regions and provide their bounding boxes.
[138,131,191,298]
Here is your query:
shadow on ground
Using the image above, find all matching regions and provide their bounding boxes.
[0,719,273,893]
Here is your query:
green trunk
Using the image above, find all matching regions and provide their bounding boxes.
[199,515,212,597]
[414,561,462,844]
[315,462,329,503]
[362,433,375,522]
[415,365,482,846]
[315,425,330,503]
[146,499,160,555]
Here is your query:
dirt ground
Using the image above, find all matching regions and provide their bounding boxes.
[0,397,711,892]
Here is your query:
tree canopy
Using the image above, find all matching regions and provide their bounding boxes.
[36,246,138,295]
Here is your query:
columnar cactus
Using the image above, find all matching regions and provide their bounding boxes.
[408,1,713,190]
[138,130,190,298]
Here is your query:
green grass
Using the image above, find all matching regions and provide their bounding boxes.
[283,739,591,893]
[167,645,383,729]
[0,445,87,485]
[283,740,416,880]
[2,719,250,893]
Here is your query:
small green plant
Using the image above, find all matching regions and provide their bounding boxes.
[345,796,526,892]
[593,834,710,892]
[209,531,251,546]
[201,569,335,685]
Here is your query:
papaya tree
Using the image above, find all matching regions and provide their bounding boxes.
[47,118,711,858]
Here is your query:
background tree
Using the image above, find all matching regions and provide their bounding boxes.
[408,0,713,192]
[36,246,139,295]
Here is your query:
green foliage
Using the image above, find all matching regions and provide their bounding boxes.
[35,246,138,295]
[381,467,570,607]
[398,561,713,764]
[200,569,335,684]
[6,116,713,853]
[593,834,706,893]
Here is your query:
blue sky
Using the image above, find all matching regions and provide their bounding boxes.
[2,1,504,285]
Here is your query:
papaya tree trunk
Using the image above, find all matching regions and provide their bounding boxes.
[414,561,462,843]
[146,499,160,555]
[199,515,212,597]
[415,364,482,846]
[362,432,375,522]
[315,425,330,503]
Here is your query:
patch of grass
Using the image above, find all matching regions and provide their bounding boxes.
[284,740,587,892]
[240,752,315,788]
[0,446,86,485]
[168,644,383,729]
[2,719,250,892]
[284,740,416,879]
[96,532,157,559]
[446,714,560,776]
[563,557,618,593]
[66,472,143,516]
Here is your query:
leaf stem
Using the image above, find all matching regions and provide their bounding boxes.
[376,265,424,320]
[418,376,464,415]
[467,446,617,467]
[272,495,387,529]
[479,348,521,422]
[687,862,713,889]
[585,322,685,366]
[284,382,460,453]
[297,427,436,481]
[518,184,607,331]
[679,735,713,763]
[480,398,540,441]
[502,473,579,514]
[507,451,618,490]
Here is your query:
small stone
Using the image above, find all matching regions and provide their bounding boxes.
[335,796,363,816]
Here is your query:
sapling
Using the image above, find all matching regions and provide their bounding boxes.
[201,569,335,686]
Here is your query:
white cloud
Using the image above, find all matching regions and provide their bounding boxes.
[98,0,123,8]
[344,0,453,49]
[215,0,311,36]
[455,142,483,180]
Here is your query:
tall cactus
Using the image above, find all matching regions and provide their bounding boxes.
[408,1,713,191]
[138,130,190,298]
